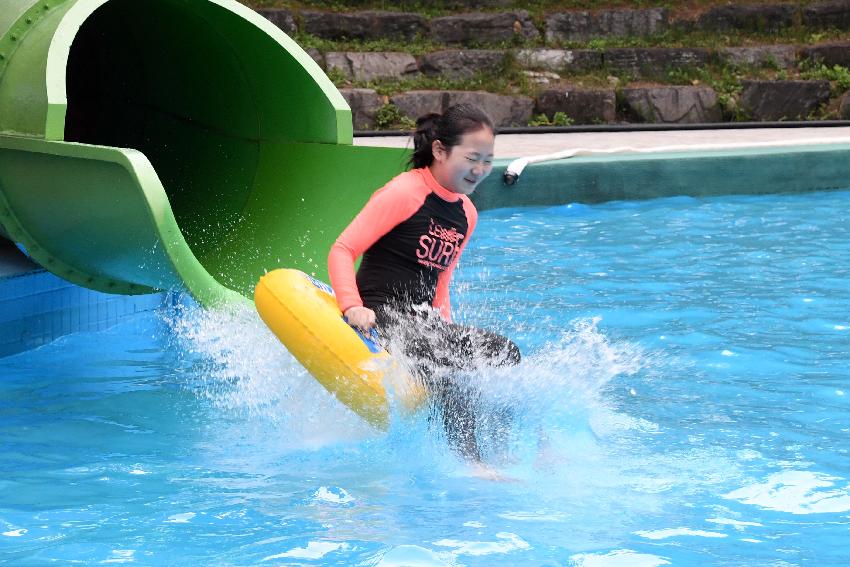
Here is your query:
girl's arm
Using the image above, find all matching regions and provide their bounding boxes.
[328,181,425,313]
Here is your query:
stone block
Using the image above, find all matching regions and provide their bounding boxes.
[604,48,712,79]
[301,11,427,41]
[516,49,603,73]
[718,46,797,69]
[339,88,383,130]
[430,11,539,44]
[444,91,534,127]
[697,4,796,33]
[256,9,296,35]
[305,48,324,68]
[799,42,850,67]
[390,91,446,121]
[546,8,668,42]
[839,90,850,118]
[740,80,831,121]
[535,88,616,124]
[390,90,533,127]
[418,50,507,79]
[325,52,418,82]
[621,86,722,123]
[803,0,850,29]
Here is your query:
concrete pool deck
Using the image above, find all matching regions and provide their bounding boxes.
[355,126,850,157]
[358,126,850,211]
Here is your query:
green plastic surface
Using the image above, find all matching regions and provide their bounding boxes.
[0,0,407,306]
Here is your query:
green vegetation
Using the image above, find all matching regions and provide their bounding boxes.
[375,104,416,129]
[529,111,574,126]
[800,60,850,95]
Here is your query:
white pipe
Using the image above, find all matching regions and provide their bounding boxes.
[502,137,850,185]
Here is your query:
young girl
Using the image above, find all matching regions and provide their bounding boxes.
[328,104,520,462]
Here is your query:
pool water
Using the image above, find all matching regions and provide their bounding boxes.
[2,189,850,565]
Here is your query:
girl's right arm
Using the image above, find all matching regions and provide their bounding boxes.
[328,179,425,320]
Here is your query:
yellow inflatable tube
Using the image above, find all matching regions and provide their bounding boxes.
[255,269,424,429]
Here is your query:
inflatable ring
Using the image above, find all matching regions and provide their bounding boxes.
[255,269,425,429]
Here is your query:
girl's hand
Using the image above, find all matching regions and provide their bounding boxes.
[344,306,376,332]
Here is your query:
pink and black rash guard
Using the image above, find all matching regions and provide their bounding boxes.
[328,167,477,322]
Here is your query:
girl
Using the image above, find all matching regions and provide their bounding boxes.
[328,104,520,462]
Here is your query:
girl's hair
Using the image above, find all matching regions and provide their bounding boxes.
[409,104,494,169]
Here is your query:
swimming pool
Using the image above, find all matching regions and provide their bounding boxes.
[2,189,850,565]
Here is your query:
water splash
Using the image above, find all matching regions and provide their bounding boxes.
[159,295,652,477]
[160,296,375,451]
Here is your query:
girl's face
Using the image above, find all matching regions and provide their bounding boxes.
[430,127,495,195]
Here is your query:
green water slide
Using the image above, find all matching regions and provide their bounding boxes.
[0,0,409,306]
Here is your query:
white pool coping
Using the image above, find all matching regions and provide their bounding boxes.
[355,126,850,158]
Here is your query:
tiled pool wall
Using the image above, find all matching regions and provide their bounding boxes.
[3,143,850,358]
[0,261,165,358]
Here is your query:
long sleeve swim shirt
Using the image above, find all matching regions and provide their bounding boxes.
[328,167,477,322]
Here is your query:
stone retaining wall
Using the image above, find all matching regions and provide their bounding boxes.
[254,1,850,128]
[259,1,850,43]
[319,44,847,83]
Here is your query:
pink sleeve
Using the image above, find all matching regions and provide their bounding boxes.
[432,197,478,322]
[328,179,426,313]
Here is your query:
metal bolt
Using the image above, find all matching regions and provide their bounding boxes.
[10,35,17,42]
[26,18,33,24]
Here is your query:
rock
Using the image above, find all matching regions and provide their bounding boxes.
[839,90,850,118]
[515,49,603,73]
[523,70,561,85]
[418,50,507,80]
[803,0,850,29]
[256,8,296,35]
[799,42,850,67]
[740,80,831,121]
[603,48,712,79]
[390,90,533,127]
[390,91,446,120]
[535,88,616,124]
[697,3,796,33]
[339,88,383,130]
[718,46,797,69]
[545,8,668,42]
[430,11,539,44]
[301,11,427,41]
[325,52,418,82]
[620,86,722,123]
[444,91,534,127]
[305,48,324,68]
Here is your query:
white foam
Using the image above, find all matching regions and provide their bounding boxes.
[635,528,727,540]
[724,470,850,514]
[497,511,566,522]
[103,549,136,564]
[433,532,530,556]
[263,541,347,561]
[312,486,354,505]
[165,512,195,524]
[706,517,763,528]
[377,545,451,567]
[569,549,671,567]
[2,529,26,537]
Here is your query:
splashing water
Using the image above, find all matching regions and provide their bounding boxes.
[158,292,661,507]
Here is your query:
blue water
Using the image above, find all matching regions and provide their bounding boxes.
[3,189,850,565]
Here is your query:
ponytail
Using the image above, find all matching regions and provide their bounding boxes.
[408,104,494,170]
